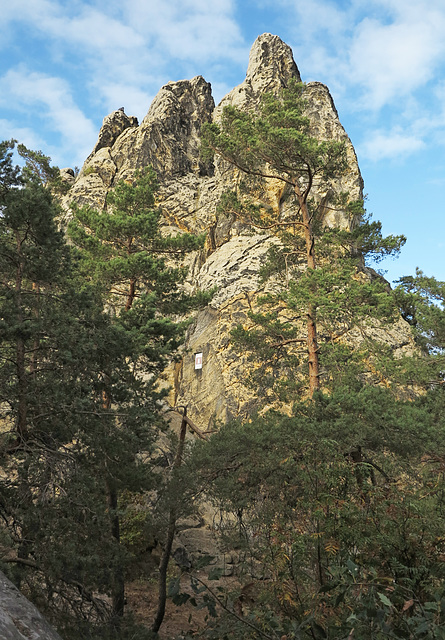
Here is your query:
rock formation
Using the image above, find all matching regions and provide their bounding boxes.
[0,571,62,640]
[63,33,412,431]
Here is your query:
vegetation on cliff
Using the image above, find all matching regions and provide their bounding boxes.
[169,81,445,640]
[201,80,406,401]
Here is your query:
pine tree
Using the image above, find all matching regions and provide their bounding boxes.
[0,142,162,636]
[68,165,209,626]
[191,83,445,638]
[201,80,405,398]
[190,384,445,639]
[394,269,444,385]
[68,166,205,313]
[188,264,444,637]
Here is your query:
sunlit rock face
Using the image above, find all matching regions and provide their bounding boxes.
[64,33,410,430]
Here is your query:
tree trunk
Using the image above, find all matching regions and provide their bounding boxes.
[125,277,137,312]
[298,193,320,397]
[15,232,27,440]
[151,407,188,634]
[30,282,40,379]
[104,279,136,624]
[102,388,125,624]
[107,480,125,623]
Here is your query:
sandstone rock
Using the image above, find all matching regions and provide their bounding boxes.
[59,167,75,186]
[215,33,301,116]
[62,169,110,212]
[196,234,278,307]
[87,109,138,160]
[175,529,235,576]
[0,571,62,640]
[63,33,413,431]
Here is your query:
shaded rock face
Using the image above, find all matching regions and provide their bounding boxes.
[0,571,62,640]
[64,33,409,430]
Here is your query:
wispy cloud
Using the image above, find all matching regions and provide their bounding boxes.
[0,0,248,165]
[1,0,245,102]
[279,0,445,109]
[348,10,445,110]
[3,0,445,169]
[358,128,425,162]
[0,66,97,166]
[126,0,245,63]
[269,0,445,162]
[0,119,45,154]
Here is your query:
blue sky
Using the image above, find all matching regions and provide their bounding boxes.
[1,0,444,284]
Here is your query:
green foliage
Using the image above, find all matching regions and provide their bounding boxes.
[83,165,98,176]
[16,143,71,194]
[190,385,445,638]
[66,160,210,633]
[395,269,445,354]
[390,270,445,391]
[186,79,440,640]
[0,142,190,636]
[0,140,22,199]
[68,167,206,314]
[202,80,347,187]
[232,257,402,401]
[202,79,405,399]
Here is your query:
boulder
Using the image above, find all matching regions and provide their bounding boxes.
[0,571,62,640]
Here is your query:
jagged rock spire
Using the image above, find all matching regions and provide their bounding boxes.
[216,33,301,114]
[63,34,378,429]
[246,33,301,87]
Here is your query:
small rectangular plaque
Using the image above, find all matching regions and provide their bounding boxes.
[194,352,203,370]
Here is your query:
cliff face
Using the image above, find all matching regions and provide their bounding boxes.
[64,33,411,430]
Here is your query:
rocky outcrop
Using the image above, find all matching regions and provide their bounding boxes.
[0,571,62,640]
[64,75,214,215]
[215,33,301,116]
[63,33,411,430]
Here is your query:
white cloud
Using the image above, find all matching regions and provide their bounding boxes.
[1,0,248,125]
[2,0,245,70]
[0,66,97,166]
[358,128,425,161]
[0,0,250,166]
[272,0,445,112]
[5,0,444,168]
[348,12,445,110]
[99,84,154,119]
[0,119,45,153]
[125,0,245,63]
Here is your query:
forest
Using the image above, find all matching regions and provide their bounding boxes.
[0,81,444,640]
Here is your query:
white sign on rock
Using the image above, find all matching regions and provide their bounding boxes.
[194,352,203,370]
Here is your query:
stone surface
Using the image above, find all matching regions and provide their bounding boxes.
[0,571,62,640]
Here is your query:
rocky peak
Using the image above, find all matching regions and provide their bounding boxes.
[143,75,214,125]
[88,109,138,160]
[62,34,411,430]
[247,33,301,84]
[216,33,301,114]
[139,75,214,179]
